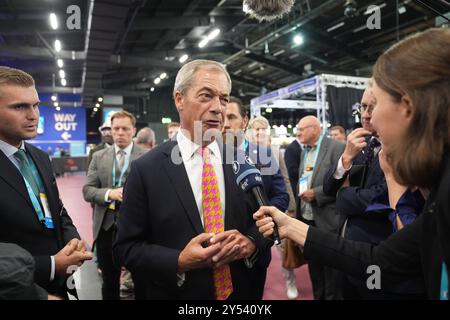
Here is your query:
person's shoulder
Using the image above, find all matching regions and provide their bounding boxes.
[134,140,177,165]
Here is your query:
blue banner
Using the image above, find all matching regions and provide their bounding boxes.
[29,106,86,156]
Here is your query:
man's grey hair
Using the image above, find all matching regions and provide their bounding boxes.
[136,127,155,145]
[173,59,231,99]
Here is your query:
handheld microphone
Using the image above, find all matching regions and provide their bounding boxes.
[232,155,281,245]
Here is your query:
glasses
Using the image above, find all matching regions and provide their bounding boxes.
[354,102,375,114]
[296,125,315,132]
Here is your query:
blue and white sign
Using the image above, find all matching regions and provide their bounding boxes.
[35,106,86,141]
[29,106,86,156]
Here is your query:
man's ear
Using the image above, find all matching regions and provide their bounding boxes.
[400,95,414,122]
[242,115,249,130]
[174,91,184,112]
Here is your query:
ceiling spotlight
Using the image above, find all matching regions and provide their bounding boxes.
[61,78,67,86]
[344,0,358,18]
[93,107,98,112]
[266,108,273,113]
[57,59,64,68]
[59,69,65,79]
[154,77,161,84]
[207,28,221,40]
[150,87,155,92]
[53,101,59,107]
[198,38,209,48]
[293,34,304,46]
[56,106,61,111]
[97,97,103,102]
[179,54,188,63]
[95,103,100,108]
[54,39,62,52]
[160,72,167,79]
[49,13,58,30]
[51,95,57,102]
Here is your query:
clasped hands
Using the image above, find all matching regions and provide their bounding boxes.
[178,230,256,273]
[54,238,93,276]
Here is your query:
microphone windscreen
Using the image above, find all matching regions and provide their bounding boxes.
[243,0,295,22]
[232,155,264,192]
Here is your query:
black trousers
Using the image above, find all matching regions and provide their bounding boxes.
[96,227,121,300]
[300,218,343,300]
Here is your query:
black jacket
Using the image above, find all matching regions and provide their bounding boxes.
[305,152,450,299]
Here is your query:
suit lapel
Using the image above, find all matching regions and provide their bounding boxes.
[25,144,64,245]
[162,142,204,235]
[0,149,33,207]
[219,142,236,231]
[311,137,329,184]
[105,147,115,187]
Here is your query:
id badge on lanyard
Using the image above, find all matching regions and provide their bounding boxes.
[298,176,309,196]
[39,193,54,229]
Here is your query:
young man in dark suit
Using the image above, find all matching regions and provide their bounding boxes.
[0,66,92,298]
[114,60,272,299]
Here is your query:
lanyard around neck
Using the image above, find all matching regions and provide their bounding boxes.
[112,152,130,187]
[302,135,324,174]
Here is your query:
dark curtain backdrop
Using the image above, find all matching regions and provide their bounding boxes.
[327,86,364,131]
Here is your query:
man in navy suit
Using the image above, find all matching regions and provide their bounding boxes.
[114,60,272,299]
[284,122,303,216]
[323,83,390,298]
[223,96,288,299]
[0,66,92,298]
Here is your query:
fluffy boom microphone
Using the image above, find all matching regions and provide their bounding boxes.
[243,0,295,22]
[233,155,281,245]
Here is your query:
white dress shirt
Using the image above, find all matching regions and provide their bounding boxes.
[0,139,56,281]
[176,130,226,226]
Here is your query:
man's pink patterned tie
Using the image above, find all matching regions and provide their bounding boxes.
[201,147,233,300]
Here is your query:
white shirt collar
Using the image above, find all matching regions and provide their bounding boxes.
[114,142,133,156]
[176,129,221,162]
[0,139,25,158]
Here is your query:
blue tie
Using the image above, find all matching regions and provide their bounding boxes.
[364,138,381,165]
[14,149,40,197]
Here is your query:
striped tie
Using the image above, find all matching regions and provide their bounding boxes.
[200,147,233,300]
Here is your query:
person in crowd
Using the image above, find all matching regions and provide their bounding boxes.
[114,59,272,300]
[88,121,113,165]
[254,28,450,300]
[330,126,346,142]
[322,80,389,299]
[284,122,303,215]
[246,115,299,299]
[0,66,91,299]
[135,127,155,151]
[167,122,180,140]
[83,111,145,300]
[223,103,288,299]
[292,115,345,299]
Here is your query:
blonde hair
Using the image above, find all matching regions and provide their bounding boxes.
[0,66,34,89]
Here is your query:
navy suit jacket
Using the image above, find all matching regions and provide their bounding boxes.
[114,140,272,299]
[0,143,80,295]
[284,140,302,197]
[322,143,389,244]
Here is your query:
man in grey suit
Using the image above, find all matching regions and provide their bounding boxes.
[83,111,145,300]
[296,116,345,300]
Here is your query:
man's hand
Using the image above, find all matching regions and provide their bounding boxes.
[108,188,123,202]
[54,239,93,276]
[342,128,372,169]
[208,230,256,268]
[300,189,315,203]
[177,233,222,273]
